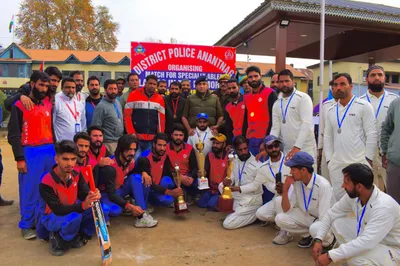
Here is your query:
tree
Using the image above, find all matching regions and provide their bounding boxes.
[0,91,10,123]
[15,0,119,51]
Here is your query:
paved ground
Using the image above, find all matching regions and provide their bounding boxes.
[0,141,335,266]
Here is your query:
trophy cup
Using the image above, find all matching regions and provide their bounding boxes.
[217,153,235,213]
[196,140,210,190]
[173,165,190,215]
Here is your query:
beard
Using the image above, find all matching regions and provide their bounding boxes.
[345,187,359,199]
[76,84,83,92]
[238,153,251,162]
[155,149,165,157]
[172,138,183,145]
[78,151,86,158]
[90,89,100,96]
[249,80,261,89]
[48,85,57,94]
[334,90,348,99]
[229,92,239,99]
[170,92,179,98]
[198,125,207,131]
[368,82,384,92]
[281,86,294,95]
[123,154,134,162]
[212,147,223,154]
[107,93,117,100]
[91,141,103,149]
[268,150,280,159]
[32,85,47,100]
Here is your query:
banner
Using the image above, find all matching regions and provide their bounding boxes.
[130,42,236,90]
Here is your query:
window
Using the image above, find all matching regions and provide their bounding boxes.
[115,72,130,80]
[88,71,111,87]
[0,64,26,77]
[392,75,399,84]
[62,70,85,80]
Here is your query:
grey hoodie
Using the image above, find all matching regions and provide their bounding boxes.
[381,97,400,166]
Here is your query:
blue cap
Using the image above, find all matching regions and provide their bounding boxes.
[284,151,314,168]
[264,135,281,146]
[196,113,209,120]
[195,75,208,85]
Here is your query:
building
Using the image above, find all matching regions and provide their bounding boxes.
[308,61,400,105]
[0,43,131,95]
[236,61,312,95]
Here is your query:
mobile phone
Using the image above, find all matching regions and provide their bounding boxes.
[275,172,282,183]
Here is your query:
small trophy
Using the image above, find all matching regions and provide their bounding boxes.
[196,140,210,190]
[173,165,189,215]
[217,153,235,213]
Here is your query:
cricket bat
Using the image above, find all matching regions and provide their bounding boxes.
[81,165,112,266]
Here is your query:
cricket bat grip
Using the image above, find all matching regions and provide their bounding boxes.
[82,165,96,192]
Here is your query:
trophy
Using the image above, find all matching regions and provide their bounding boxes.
[196,140,210,190]
[217,153,235,213]
[173,165,190,215]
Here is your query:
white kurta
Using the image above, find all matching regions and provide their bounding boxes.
[54,92,86,141]
[270,90,317,160]
[187,127,213,156]
[221,154,263,230]
[314,186,400,265]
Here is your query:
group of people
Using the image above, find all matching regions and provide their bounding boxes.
[2,63,400,265]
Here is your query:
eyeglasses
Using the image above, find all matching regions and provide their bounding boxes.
[266,143,280,149]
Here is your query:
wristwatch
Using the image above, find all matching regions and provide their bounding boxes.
[314,238,322,243]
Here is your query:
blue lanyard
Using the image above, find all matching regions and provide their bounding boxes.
[238,161,246,184]
[113,102,121,119]
[356,187,373,236]
[268,155,285,178]
[365,92,385,119]
[280,90,296,122]
[301,173,316,213]
[196,130,208,143]
[336,96,356,130]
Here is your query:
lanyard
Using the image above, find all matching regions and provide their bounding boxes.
[60,96,78,121]
[301,173,316,213]
[238,161,246,184]
[280,90,296,123]
[336,95,356,131]
[356,187,373,236]
[113,102,121,119]
[172,97,180,117]
[365,93,385,119]
[268,155,285,178]
[196,130,208,143]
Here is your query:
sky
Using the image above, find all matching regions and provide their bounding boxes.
[1,0,400,68]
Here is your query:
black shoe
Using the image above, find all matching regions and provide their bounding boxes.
[297,235,313,248]
[70,235,87,249]
[322,236,337,253]
[22,228,37,240]
[0,196,14,206]
[49,232,68,256]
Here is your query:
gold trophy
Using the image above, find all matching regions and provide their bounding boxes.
[173,165,189,214]
[217,153,234,213]
[196,140,210,190]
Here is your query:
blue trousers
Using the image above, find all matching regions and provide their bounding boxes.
[19,144,55,229]
[40,209,95,241]
[249,138,263,156]
[197,190,219,210]
[148,176,175,207]
[101,174,150,217]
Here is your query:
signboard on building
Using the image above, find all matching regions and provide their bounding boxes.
[130,42,236,90]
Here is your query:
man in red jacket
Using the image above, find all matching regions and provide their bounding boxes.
[244,66,278,155]
[124,74,166,158]
[39,140,100,256]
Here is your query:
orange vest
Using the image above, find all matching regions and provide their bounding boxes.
[208,152,228,193]
[166,143,193,176]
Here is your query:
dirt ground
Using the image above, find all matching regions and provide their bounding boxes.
[0,141,337,266]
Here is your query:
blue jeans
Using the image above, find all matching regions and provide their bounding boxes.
[101,174,150,217]
[134,140,153,161]
[197,190,219,210]
[148,176,175,207]
[19,144,55,229]
[40,209,95,241]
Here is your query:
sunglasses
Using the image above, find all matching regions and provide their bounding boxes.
[266,143,280,149]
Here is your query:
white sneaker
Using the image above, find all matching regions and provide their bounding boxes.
[147,204,154,214]
[134,213,158,228]
[272,230,293,245]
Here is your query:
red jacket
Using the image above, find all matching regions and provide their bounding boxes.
[207,152,228,193]
[124,89,166,141]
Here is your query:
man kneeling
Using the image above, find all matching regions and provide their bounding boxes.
[39,140,100,256]
[312,163,400,266]
[275,152,336,248]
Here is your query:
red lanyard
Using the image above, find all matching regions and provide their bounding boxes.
[77,93,81,101]
[61,96,78,121]
[90,100,96,108]
[172,97,180,117]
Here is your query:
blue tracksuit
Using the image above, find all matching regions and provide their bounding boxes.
[148,176,175,207]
